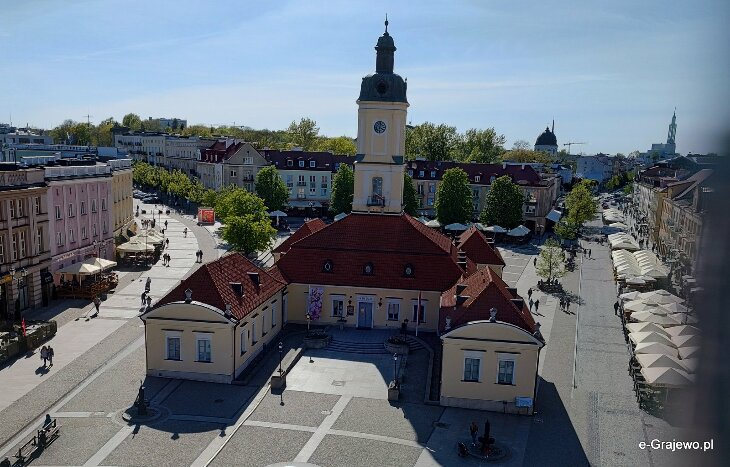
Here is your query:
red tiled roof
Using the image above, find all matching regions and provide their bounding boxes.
[273,218,327,254]
[439,267,536,334]
[458,227,505,266]
[200,142,244,163]
[263,150,353,172]
[154,254,286,320]
[406,160,542,185]
[275,213,466,291]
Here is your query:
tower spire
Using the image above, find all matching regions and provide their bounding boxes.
[667,108,677,145]
[385,14,388,33]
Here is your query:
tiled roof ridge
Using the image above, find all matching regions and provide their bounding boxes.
[402,213,453,254]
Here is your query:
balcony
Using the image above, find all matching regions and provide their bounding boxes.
[367,196,385,207]
[297,182,307,187]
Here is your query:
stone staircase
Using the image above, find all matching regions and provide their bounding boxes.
[326,339,388,354]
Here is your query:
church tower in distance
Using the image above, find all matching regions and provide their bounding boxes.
[352,18,409,215]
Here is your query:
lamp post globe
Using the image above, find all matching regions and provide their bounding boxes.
[278,341,284,374]
[392,353,398,385]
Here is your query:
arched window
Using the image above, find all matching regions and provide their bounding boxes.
[370,177,383,206]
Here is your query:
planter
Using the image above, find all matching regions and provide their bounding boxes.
[385,340,410,355]
[303,334,330,349]
[388,381,400,401]
[270,373,286,389]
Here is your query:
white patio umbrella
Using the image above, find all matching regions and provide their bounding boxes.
[640,367,694,388]
[634,342,678,356]
[626,322,670,335]
[624,300,665,314]
[486,225,507,233]
[671,334,701,348]
[445,223,469,231]
[630,311,681,326]
[665,325,700,337]
[89,257,117,271]
[629,331,676,347]
[678,346,699,359]
[117,240,156,253]
[609,222,629,229]
[268,210,288,218]
[507,225,530,237]
[334,212,348,222]
[669,313,698,325]
[473,223,488,231]
[625,277,646,286]
[132,232,163,245]
[680,358,698,373]
[57,262,102,275]
[620,291,643,302]
[425,219,441,228]
[658,302,689,314]
[638,289,684,305]
[635,353,687,371]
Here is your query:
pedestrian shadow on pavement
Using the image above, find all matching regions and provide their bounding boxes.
[35,365,50,376]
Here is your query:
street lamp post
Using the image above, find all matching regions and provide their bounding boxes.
[278,341,284,374]
[305,312,311,334]
[392,353,398,386]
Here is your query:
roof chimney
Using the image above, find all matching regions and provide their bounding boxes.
[455,283,468,295]
[230,282,244,297]
[247,271,260,287]
[224,303,232,317]
[489,307,498,322]
[184,288,193,303]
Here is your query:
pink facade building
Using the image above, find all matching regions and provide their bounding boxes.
[45,163,114,282]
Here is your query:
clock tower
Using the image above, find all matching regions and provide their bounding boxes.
[351,18,409,215]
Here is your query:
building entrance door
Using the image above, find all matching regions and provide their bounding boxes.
[357,302,373,329]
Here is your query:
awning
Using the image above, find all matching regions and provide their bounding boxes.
[546,209,562,223]
[288,201,323,208]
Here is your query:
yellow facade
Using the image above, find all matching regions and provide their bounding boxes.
[111,166,134,236]
[142,293,283,384]
[440,321,543,415]
[285,283,440,332]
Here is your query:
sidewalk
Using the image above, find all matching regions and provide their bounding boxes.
[0,206,201,413]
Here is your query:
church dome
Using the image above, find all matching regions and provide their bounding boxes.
[358,19,408,104]
[535,127,557,146]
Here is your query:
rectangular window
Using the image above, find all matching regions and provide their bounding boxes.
[262,314,267,335]
[497,356,516,385]
[103,221,108,234]
[196,336,212,362]
[34,197,41,215]
[91,200,97,212]
[427,197,434,206]
[287,159,293,167]
[10,200,16,219]
[252,322,257,344]
[429,183,435,193]
[412,302,426,323]
[298,160,304,167]
[18,231,26,258]
[387,301,400,321]
[271,304,277,328]
[81,226,87,239]
[16,199,24,217]
[80,201,86,215]
[321,188,327,196]
[11,234,17,261]
[309,160,316,168]
[431,170,436,178]
[230,170,236,177]
[57,232,63,246]
[331,298,344,317]
[243,157,253,165]
[68,204,74,217]
[417,184,424,195]
[166,336,181,360]
[55,205,61,220]
[101,198,107,211]
[475,175,481,183]
[464,357,481,382]
[408,169,413,176]
[419,170,424,177]
[36,227,43,253]
[0,235,4,264]
[241,329,247,354]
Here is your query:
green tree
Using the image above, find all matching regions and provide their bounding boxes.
[93,117,117,146]
[49,119,77,144]
[314,135,356,155]
[122,113,142,130]
[435,167,473,224]
[554,219,579,241]
[623,182,634,195]
[255,166,289,211]
[221,216,276,255]
[479,175,525,228]
[405,122,459,161]
[454,128,506,163]
[565,181,598,227]
[402,173,419,216]
[330,163,354,214]
[287,117,320,150]
[536,238,566,282]
[512,139,531,151]
[500,149,552,164]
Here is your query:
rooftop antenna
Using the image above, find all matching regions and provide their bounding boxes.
[385,14,388,33]
[83,113,93,126]
[552,119,554,133]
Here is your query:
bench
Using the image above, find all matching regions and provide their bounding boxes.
[14,419,60,465]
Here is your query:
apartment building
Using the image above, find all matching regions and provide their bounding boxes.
[0,165,52,318]
[197,141,267,192]
[406,160,560,233]
[160,136,213,177]
[107,158,134,237]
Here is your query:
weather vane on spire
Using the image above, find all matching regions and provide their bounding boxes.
[385,14,389,33]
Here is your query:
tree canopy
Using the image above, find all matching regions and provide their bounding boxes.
[480,175,525,229]
[435,167,473,224]
[405,122,507,162]
[287,118,320,150]
[500,149,552,164]
[215,187,276,254]
[313,135,356,155]
[536,238,566,282]
[402,173,419,216]
[122,113,142,130]
[330,163,354,214]
[564,181,598,227]
[255,165,289,211]
[455,128,506,163]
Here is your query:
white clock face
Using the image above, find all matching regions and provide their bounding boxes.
[373,121,387,134]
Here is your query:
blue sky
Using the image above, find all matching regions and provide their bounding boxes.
[1,0,728,155]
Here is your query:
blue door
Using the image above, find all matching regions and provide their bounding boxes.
[357,302,373,329]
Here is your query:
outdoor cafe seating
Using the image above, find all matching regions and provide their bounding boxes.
[55,258,119,299]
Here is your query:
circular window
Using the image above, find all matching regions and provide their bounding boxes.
[323,260,333,272]
[376,80,389,95]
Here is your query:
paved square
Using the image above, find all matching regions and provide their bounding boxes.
[210,425,312,467]
[10,417,119,466]
[309,434,423,467]
[100,420,220,467]
[248,390,340,427]
[161,381,257,420]
[333,397,443,443]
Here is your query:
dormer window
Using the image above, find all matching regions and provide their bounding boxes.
[310,161,316,168]
[287,159,293,167]
[363,262,374,276]
[404,264,415,277]
[475,175,481,183]
[430,171,436,178]
[323,259,334,273]
[408,169,413,177]
[299,160,305,168]
[419,170,424,177]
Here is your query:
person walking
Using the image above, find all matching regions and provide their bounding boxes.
[183,227,188,238]
[199,250,203,263]
[470,421,479,447]
[166,254,171,267]
[146,277,151,292]
[146,295,152,310]
[527,288,533,300]
[614,301,620,316]
[164,220,168,229]
[533,257,537,267]
[566,297,571,311]
[92,296,101,318]
[165,238,169,249]
[47,346,54,366]
[588,249,592,258]
[534,299,540,312]
[529,298,534,311]
[141,291,147,306]
[40,346,48,368]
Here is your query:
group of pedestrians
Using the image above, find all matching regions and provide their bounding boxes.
[528,297,540,313]
[195,249,204,263]
[40,345,55,368]
[162,253,172,266]
[583,248,592,258]
[559,295,572,313]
